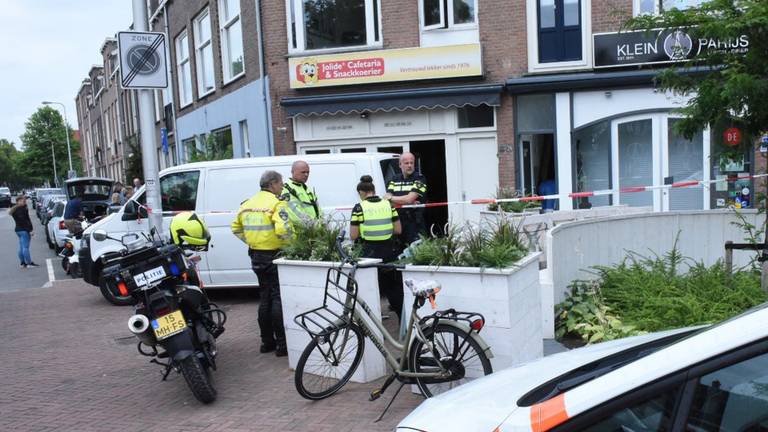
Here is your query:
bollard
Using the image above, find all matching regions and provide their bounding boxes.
[724,241,733,277]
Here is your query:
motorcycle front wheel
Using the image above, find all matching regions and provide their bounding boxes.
[98,275,136,306]
[179,355,217,404]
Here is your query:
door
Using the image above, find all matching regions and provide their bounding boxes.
[409,140,448,236]
[459,137,499,222]
[611,114,707,212]
[538,0,582,63]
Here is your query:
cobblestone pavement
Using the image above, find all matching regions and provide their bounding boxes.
[0,280,423,431]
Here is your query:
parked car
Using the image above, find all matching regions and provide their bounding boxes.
[64,177,113,221]
[34,188,64,219]
[81,153,400,293]
[46,200,68,251]
[41,196,66,226]
[396,303,768,432]
[0,187,11,207]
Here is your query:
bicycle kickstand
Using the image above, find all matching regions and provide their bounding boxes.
[370,373,396,401]
[374,380,406,423]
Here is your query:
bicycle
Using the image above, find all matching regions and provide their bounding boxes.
[293,232,494,412]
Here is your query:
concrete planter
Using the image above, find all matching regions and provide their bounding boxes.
[275,257,385,383]
[402,251,543,372]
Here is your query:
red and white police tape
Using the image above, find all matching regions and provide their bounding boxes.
[136,174,767,216]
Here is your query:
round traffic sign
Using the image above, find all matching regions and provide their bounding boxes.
[724,127,742,147]
[127,45,161,75]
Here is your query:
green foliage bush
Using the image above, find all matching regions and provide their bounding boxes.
[279,216,360,262]
[486,187,541,213]
[556,246,767,344]
[404,216,529,269]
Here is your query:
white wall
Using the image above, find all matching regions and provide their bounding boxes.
[547,210,762,304]
[572,88,692,129]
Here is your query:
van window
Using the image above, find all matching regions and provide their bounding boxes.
[380,158,402,185]
[160,171,200,212]
[206,167,274,213]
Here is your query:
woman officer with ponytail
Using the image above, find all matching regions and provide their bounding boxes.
[350,175,404,319]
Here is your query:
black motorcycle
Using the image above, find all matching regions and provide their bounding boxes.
[93,229,226,403]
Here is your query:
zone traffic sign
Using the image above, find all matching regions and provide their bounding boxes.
[118,31,168,89]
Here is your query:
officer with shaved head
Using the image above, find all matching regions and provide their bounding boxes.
[282,160,321,224]
[384,152,427,246]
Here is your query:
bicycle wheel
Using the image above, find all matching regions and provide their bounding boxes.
[408,323,493,397]
[294,324,365,400]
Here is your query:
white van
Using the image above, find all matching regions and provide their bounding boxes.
[81,153,400,295]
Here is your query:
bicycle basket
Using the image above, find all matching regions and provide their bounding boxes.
[294,266,359,339]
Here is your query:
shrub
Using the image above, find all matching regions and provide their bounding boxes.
[556,245,767,344]
[487,187,541,213]
[280,216,360,262]
[404,216,529,269]
[555,281,641,344]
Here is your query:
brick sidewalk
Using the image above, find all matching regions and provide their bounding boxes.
[0,280,422,431]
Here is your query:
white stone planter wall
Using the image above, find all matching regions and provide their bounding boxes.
[275,257,385,383]
[401,251,543,372]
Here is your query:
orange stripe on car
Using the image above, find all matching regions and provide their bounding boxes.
[530,394,569,432]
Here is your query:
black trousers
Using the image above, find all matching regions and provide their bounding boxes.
[249,249,285,346]
[361,240,403,319]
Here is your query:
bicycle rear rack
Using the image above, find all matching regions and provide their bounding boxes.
[419,309,486,335]
[294,266,359,339]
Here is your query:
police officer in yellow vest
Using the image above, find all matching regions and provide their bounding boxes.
[282,160,321,224]
[231,170,294,357]
[350,175,404,319]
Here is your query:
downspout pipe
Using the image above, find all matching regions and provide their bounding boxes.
[255,0,274,156]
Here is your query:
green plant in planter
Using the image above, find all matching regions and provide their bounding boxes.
[405,217,529,269]
[487,187,541,213]
[280,216,360,262]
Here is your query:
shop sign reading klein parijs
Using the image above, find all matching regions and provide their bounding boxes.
[593,29,749,68]
[288,44,482,89]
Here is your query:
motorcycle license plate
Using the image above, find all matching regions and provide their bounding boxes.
[133,265,167,287]
[151,310,187,340]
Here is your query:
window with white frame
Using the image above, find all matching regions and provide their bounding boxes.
[175,31,193,107]
[526,0,590,71]
[219,0,244,81]
[635,0,704,15]
[287,0,382,52]
[421,0,476,30]
[194,8,215,95]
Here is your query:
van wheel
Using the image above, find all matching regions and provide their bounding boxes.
[98,275,136,306]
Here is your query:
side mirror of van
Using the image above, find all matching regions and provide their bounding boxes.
[92,230,108,242]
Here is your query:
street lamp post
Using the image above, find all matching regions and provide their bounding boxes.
[50,141,58,187]
[41,101,73,176]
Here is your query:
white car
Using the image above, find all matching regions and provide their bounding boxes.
[46,200,69,251]
[397,304,768,432]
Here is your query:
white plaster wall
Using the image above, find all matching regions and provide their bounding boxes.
[573,88,692,129]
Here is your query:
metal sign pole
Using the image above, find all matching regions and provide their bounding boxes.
[131,0,164,235]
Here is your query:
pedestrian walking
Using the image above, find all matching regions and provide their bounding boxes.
[384,152,428,246]
[282,160,321,225]
[351,175,403,319]
[9,196,39,268]
[231,170,294,357]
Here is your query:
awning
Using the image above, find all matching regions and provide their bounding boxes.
[281,84,503,117]
[505,66,710,95]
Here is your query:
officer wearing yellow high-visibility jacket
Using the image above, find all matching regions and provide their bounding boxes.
[231,170,293,357]
[282,160,321,224]
[350,175,403,319]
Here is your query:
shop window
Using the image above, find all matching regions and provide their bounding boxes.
[668,118,703,210]
[517,94,554,131]
[340,147,367,153]
[421,0,477,30]
[457,105,494,128]
[287,0,382,52]
[635,0,704,15]
[182,137,196,162]
[211,126,234,160]
[304,149,331,154]
[572,121,611,208]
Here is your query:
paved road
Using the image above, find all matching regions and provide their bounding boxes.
[0,206,68,292]
[0,278,423,431]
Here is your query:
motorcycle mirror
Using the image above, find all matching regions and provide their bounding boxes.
[92,229,108,242]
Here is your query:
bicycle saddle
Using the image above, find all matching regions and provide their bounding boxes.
[405,279,442,299]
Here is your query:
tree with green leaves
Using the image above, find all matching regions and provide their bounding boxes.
[626,0,767,140]
[19,106,82,186]
[627,0,768,288]
[0,139,33,189]
[125,136,143,184]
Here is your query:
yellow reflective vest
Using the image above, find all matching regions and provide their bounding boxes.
[231,190,294,251]
[282,180,320,224]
